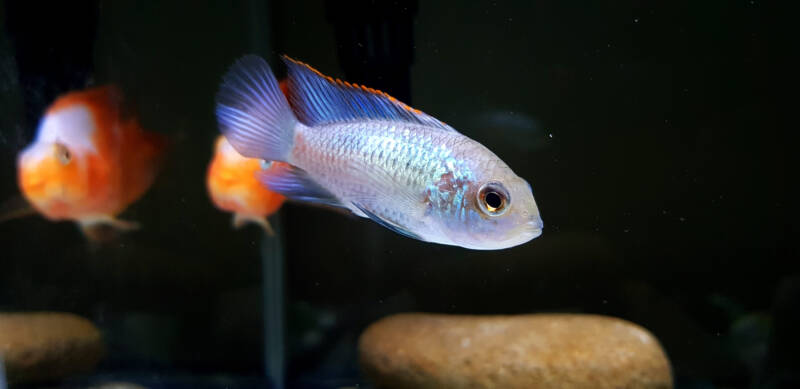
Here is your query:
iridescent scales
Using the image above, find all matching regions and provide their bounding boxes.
[216,55,543,249]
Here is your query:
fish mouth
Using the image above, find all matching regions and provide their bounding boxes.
[477,217,542,250]
[525,217,544,239]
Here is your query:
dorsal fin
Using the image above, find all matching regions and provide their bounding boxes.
[281,55,458,132]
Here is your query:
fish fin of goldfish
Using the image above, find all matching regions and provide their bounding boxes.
[216,55,298,162]
[78,216,140,244]
[79,216,140,231]
[232,213,248,229]
[257,163,343,208]
[80,224,121,244]
[232,213,275,236]
[351,202,423,241]
[105,217,141,231]
[260,217,275,236]
[0,195,37,223]
[282,55,458,133]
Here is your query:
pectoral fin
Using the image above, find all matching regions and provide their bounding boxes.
[257,163,344,209]
[76,216,139,244]
[351,202,422,241]
[233,213,275,236]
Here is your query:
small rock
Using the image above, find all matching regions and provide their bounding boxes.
[359,313,672,389]
[0,312,105,384]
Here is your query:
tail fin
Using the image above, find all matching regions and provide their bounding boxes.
[216,55,297,162]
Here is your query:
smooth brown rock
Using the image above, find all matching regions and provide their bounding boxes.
[0,312,105,384]
[359,313,672,389]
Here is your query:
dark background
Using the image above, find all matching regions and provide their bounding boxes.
[0,0,793,388]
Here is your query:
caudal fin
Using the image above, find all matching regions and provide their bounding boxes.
[216,55,297,162]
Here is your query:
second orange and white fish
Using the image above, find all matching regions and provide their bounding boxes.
[16,85,166,239]
[206,135,287,235]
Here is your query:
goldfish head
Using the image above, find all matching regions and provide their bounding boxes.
[17,105,98,220]
[427,154,543,250]
[207,136,286,219]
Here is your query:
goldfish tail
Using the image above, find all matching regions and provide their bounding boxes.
[232,213,275,237]
[216,55,298,163]
[0,195,37,223]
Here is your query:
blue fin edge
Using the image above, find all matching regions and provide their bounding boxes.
[282,55,457,133]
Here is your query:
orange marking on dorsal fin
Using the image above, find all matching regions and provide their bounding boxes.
[282,54,424,116]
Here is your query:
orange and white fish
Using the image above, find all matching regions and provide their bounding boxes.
[15,85,166,239]
[206,135,287,235]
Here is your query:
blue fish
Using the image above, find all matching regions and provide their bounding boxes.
[216,55,542,250]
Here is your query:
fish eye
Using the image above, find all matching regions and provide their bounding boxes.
[260,160,273,170]
[54,143,71,165]
[477,182,510,216]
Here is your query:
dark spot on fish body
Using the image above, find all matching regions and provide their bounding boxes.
[425,170,475,219]
[293,132,311,159]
